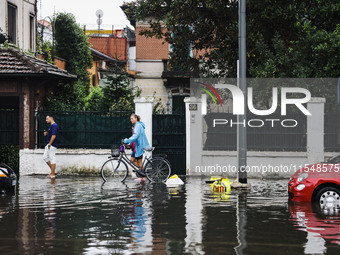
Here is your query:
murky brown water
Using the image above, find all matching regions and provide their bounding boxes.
[0,176,340,254]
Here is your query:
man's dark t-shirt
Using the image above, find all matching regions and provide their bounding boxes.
[47,123,59,148]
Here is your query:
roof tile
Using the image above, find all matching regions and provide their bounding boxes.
[0,48,77,80]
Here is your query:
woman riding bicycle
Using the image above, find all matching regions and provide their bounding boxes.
[124,114,150,177]
[101,114,171,183]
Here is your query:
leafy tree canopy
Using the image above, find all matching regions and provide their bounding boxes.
[126,0,340,78]
[125,0,340,110]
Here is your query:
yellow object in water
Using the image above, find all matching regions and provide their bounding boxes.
[210,177,231,193]
[210,176,222,182]
[169,174,179,179]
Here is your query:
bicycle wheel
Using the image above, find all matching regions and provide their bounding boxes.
[145,157,171,182]
[101,158,128,182]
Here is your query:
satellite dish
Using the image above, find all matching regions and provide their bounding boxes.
[96,9,103,32]
[96,9,103,18]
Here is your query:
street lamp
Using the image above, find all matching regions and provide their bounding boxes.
[237,0,249,186]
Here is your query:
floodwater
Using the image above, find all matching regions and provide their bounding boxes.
[0,176,340,255]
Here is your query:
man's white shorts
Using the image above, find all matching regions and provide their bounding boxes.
[43,145,57,164]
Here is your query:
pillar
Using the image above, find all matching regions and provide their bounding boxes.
[185,97,203,175]
[307,97,325,164]
[134,97,154,146]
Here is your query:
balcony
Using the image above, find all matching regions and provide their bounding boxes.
[161,59,199,79]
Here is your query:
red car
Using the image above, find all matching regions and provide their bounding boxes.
[289,202,340,246]
[288,154,340,210]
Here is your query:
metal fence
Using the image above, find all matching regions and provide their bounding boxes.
[324,112,340,152]
[203,112,307,151]
[36,111,133,149]
[152,113,186,175]
[0,109,19,145]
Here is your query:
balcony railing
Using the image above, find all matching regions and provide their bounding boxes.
[162,59,199,78]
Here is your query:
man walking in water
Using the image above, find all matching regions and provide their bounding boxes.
[43,114,59,178]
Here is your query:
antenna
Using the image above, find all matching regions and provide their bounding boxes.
[96,9,103,35]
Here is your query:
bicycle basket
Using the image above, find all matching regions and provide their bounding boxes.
[111,144,121,157]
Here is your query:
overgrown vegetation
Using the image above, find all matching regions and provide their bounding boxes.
[37,36,53,64]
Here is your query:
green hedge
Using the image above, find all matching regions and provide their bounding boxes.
[0,145,19,175]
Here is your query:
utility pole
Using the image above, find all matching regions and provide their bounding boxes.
[237,0,247,184]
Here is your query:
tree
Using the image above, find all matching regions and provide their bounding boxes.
[125,0,340,109]
[43,12,93,111]
[125,0,303,77]
[85,63,141,112]
[53,13,92,81]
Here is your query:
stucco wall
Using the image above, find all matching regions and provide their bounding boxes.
[19,148,134,175]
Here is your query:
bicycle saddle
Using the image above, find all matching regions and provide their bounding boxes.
[143,147,155,152]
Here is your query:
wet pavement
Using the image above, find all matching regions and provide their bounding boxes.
[0,176,340,255]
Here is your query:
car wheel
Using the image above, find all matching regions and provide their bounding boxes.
[315,186,340,211]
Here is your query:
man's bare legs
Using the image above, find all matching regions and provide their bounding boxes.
[46,161,56,178]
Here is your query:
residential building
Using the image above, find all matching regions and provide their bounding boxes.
[124,26,136,76]
[0,0,37,52]
[87,28,135,87]
[37,19,53,43]
[88,36,127,61]
[121,4,200,114]
[88,47,118,87]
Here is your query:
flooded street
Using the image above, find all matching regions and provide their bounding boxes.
[0,176,340,255]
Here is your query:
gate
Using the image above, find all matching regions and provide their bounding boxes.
[0,110,19,146]
[152,113,186,175]
[0,109,19,174]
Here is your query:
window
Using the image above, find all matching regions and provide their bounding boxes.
[7,3,17,44]
[30,15,35,51]
[92,74,97,86]
[172,95,187,114]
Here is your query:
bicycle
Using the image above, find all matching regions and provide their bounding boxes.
[101,140,172,183]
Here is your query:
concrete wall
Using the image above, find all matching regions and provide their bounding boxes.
[134,97,153,146]
[200,151,308,179]
[19,149,340,177]
[20,149,133,175]
[185,97,327,178]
